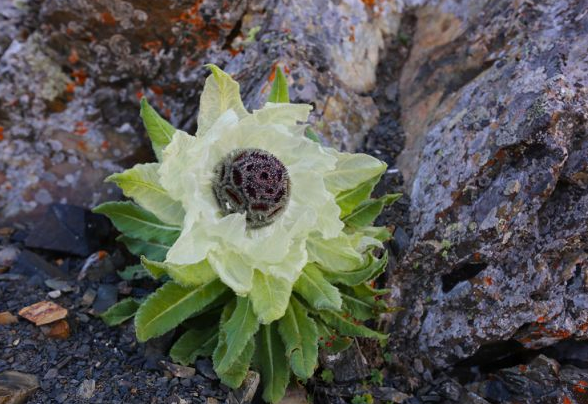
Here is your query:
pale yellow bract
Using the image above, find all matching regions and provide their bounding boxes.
[138,66,385,324]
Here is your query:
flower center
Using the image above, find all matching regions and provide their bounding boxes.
[213,148,290,229]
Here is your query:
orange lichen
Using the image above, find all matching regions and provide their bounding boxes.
[135,91,144,100]
[563,396,572,404]
[228,47,242,57]
[483,277,493,286]
[65,82,76,94]
[537,316,546,323]
[142,40,163,55]
[150,85,164,96]
[101,11,116,26]
[0,126,4,141]
[100,140,110,151]
[68,49,79,64]
[77,140,87,152]
[74,122,88,136]
[71,69,88,86]
[574,380,588,394]
[171,1,221,51]
[349,26,356,42]
[98,250,108,260]
[518,364,527,372]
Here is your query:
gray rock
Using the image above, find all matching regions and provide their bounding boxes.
[319,343,370,383]
[76,379,96,399]
[92,284,118,314]
[0,0,401,223]
[226,371,260,404]
[390,0,588,384]
[0,371,40,404]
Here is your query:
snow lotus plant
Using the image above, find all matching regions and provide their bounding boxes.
[95,64,400,403]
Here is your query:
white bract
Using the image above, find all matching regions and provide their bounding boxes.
[112,66,386,324]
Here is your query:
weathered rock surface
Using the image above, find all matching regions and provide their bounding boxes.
[391,0,588,386]
[0,371,39,404]
[0,0,401,222]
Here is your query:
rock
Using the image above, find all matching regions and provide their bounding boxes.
[226,371,260,404]
[166,395,189,404]
[92,284,118,314]
[390,0,588,383]
[0,246,19,271]
[0,274,23,282]
[463,355,588,404]
[196,358,218,381]
[76,379,96,399]
[0,0,402,223]
[77,250,116,281]
[44,279,75,293]
[81,288,97,307]
[18,301,68,326]
[319,343,370,383]
[24,204,110,257]
[0,371,39,404]
[47,290,61,299]
[0,312,18,325]
[277,385,308,404]
[11,250,68,282]
[41,319,71,339]
[159,361,195,379]
[372,387,411,403]
[43,369,58,380]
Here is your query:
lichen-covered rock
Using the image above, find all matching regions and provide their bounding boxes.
[391,0,588,381]
[0,0,401,223]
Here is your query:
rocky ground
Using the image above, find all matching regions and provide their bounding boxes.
[3,0,588,403]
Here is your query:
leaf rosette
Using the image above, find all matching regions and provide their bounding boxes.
[95,64,401,403]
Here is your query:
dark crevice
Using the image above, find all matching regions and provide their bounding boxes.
[441,261,488,293]
[450,339,541,384]
[222,18,243,50]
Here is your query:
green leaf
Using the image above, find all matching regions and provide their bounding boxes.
[250,270,292,324]
[307,234,363,272]
[343,193,402,228]
[220,337,255,389]
[170,326,219,366]
[267,67,289,103]
[106,163,184,226]
[141,256,217,287]
[258,323,290,403]
[134,279,227,342]
[293,264,342,311]
[197,64,249,136]
[324,152,387,194]
[320,369,334,383]
[360,226,392,242]
[277,297,318,379]
[315,320,353,354]
[322,251,388,286]
[318,310,388,341]
[93,201,180,245]
[336,175,381,217]
[117,235,169,261]
[117,264,149,281]
[100,297,141,326]
[213,300,257,389]
[340,290,377,321]
[213,297,259,374]
[305,127,320,143]
[140,97,176,160]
